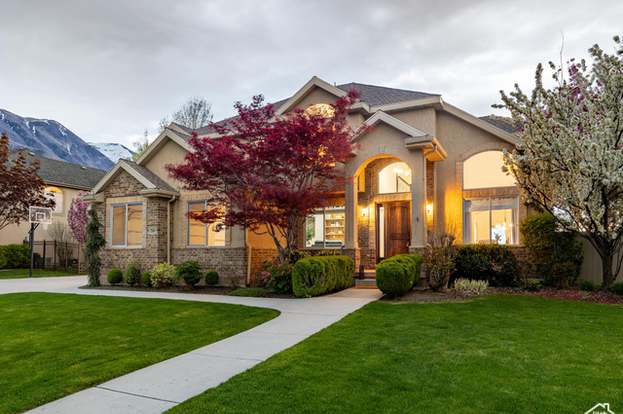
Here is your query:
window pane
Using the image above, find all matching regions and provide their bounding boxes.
[126,204,143,246]
[324,207,344,247]
[45,187,63,213]
[469,210,490,244]
[188,202,206,245]
[464,197,517,245]
[379,162,411,194]
[111,205,126,246]
[208,222,226,246]
[306,213,324,247]
[463,151,515,189]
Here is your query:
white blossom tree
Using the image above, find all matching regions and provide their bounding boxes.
[498,36,623,289]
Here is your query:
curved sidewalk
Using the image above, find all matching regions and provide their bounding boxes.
[1,276,381,414]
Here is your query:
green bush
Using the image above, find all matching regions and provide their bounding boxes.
[124,262,141,287]
[150,263,177,288]
[0,244,30,268]
[205,270,219,286]
[578,279,597,292]
[610,282,623,296]
[265,261,293,294]
[176,261,202,288]
[229,287,269,297]
[292,255,353,298]
[376,254,423,297]
[453,244,520,287]
[107,268,123,285]
[141,271,152,288]
[520,213,583,287]
[525,278,543,292]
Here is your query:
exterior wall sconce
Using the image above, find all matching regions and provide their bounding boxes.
[426,202,434,218]
[361,207,369,217]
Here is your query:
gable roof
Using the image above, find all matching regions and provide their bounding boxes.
[479,115,519,134]
[11,150,107,190]
[91,159,177,195]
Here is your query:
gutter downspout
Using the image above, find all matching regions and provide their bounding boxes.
[167,195,177,264]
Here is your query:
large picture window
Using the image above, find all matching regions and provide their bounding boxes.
[463,197,518,245]
[188,201,226,247]
[306,206,345,248]
[463,151,515,189]
[45,186,63,213]
[379,162,411,194]
[110,202,143,247]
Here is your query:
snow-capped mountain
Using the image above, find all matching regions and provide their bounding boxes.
[0,108,113,170]
[88,142,135,163]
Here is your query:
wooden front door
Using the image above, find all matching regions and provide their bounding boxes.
[384,201,410,258]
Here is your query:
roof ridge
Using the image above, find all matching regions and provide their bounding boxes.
[338,81,440,96]
[11,148,107,172]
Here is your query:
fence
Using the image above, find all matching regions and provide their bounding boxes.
[578,237,623,284]
[30,241,84,271]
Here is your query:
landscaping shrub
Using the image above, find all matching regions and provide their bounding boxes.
[424,233,456,291]
[376,253,423,297]
[205,270,219,286]
[150,263,177,288]
[610,282,623,296]
[292,255,353,298]
[176,261,202,288]
[453,278,489,297]
[520,213,583,287]
[265,261,294,294]
[578,279,597,292]
[141,271,152,288]
[453,244,520,287]
[525,278,543,292]
[0,244,30,268]
[124,262,141,286]
[107,268,123,285]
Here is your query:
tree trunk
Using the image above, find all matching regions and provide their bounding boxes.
[601,252,614,291]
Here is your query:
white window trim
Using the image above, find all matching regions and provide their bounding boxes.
[110,202,144,248]
[187,200,226,248]
[463,197,519,245]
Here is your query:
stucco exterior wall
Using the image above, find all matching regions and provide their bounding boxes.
[143,139,187,188]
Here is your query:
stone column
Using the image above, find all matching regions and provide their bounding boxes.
[344,176,358,249]
[409,151,427,249]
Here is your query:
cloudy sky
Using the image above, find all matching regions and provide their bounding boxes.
[1,0,621,147]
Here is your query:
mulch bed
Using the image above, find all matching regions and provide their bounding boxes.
[493,287,623,305]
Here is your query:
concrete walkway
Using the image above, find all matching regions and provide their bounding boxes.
[1,276,381,414]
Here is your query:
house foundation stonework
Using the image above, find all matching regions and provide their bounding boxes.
[87,76,528,285]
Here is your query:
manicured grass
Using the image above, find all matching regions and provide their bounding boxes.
[0,268,80,279]
[171,295,623,414]
[0,293,278,414]
[229,287,269,297]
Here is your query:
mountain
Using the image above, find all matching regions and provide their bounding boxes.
[89,142,135,163]
[0,108,113,170]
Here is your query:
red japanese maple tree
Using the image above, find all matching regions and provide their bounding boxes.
[168,91,360,262]
[0,132,54,231]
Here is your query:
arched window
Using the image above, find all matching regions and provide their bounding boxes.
[304,103,335,118]
[463,151,515,189]
[45,186,63,213]
[379,162,411,194]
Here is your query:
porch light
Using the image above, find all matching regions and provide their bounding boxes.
[426,202,434,218]
[361,207,369,217]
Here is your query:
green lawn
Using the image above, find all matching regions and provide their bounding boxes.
[171,295,623,414]
[0,293,278,414]
[0,268,80,279]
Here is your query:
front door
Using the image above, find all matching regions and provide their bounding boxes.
[377,201,410,260]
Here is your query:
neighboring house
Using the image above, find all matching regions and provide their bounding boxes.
[0,151,107,244]
[87,76,525,285]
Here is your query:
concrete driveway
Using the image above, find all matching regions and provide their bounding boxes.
[2,275,381,414]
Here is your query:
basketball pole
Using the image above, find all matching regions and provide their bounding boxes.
[28,223,39,278]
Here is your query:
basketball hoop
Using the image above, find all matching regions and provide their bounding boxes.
[29,206,53,225]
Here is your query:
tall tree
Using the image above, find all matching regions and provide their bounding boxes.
[160,97,213,131]
[85,208,105,287]
[498,36,623,289]
[132,129,150,160]
[0,133,54,231]
[168,91,359,262]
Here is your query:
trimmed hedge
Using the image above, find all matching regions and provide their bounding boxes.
[453,244,520,287]
[376,254,423,297]
[177,261,202,288]
[124,262,141,286]
[292,255,353,298]
[0,244,30,269]
[107,268,123,285]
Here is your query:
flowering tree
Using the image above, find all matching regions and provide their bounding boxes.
[168,91,359,262]
[498,36,623,289]
[68,194,88,244]
[0,132,54,231]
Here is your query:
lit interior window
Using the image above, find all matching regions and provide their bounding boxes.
[45,186,63,213]
[306,207,345,248]
[304,103,335,118]
[111,203,143,247]
[379,162,411,194]
[188,201,226,247]
[463,197,517,245]
[463,151,515,189]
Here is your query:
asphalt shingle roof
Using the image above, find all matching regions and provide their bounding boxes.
[119,159,177,193]
[12,150,107,190]
[479,115,519,134]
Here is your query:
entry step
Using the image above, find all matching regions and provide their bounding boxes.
[355,278,377,289]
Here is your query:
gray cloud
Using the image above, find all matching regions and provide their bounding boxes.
[0,0,621,146]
